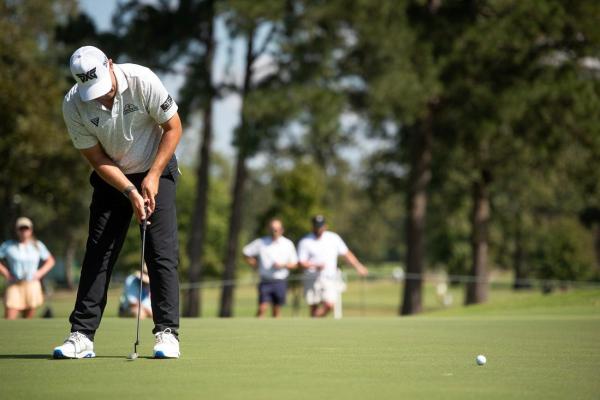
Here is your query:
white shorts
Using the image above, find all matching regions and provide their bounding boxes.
[304,277,340,306]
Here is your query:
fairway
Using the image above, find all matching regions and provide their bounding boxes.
[1,314,599,399]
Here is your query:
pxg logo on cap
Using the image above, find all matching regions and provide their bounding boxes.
[70,46,111,101]
[76,67,98,83]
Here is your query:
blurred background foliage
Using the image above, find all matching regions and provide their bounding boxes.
[1,0,599,315]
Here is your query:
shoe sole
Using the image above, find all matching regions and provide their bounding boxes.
[153,350,180,359]
[53,349,96,359]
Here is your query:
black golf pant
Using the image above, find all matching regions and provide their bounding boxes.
[69,160,179,340]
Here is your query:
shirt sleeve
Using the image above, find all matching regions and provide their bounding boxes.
[297,239,309,262]
[0,242,7,259]
[335,234,349,256]
[288,241,298,264]
[36,241,50,261]
[141,67,178,125]
[242,239,261,257]
[63,97,98,149]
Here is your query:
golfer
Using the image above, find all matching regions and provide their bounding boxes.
[298,215,368,317]
[243,219,298,318]
[53,46,181,359]
[0,217,55,319]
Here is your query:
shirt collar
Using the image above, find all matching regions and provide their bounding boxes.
[113,64,129,94]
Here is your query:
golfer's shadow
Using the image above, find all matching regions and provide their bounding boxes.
[0,354,53,360]
[0,354,124,360]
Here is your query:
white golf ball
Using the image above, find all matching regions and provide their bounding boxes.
[476,355,487,365]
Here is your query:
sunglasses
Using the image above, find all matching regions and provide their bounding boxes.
[18,226,31,231]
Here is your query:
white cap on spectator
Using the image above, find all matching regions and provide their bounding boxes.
[16,217,33,230]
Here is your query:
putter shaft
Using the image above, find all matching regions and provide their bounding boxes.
[131,206,148,358]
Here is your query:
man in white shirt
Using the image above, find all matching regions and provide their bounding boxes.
[297,215,368,317]
[243,219,298,318]
[53,46,181,359]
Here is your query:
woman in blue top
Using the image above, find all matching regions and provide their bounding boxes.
[0,217,55,319]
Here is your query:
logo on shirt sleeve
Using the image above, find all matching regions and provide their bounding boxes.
[76,67,97,83]
[160,95,173,112]
[90,117,100,127]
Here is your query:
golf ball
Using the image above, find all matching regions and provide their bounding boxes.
[476,355,486,365]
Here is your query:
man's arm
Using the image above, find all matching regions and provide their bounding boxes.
[285,244,298,270]
[244,255,258,270]
[80,144,147,223]
[141,113,182,214]
[343,250,369,276]
[285,261,298,270]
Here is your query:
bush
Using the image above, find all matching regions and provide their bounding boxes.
[530,218,595,291]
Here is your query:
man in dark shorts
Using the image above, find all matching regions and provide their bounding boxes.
[242,219,298,318]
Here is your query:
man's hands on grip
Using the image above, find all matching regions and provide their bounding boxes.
[126,173,159,225]
[128,189,148,224]
[141,173,160,215]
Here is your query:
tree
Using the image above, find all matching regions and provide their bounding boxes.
[438,0,600,304]
[340,0,461,314]
[0,0,90,287]
[101,0,220,316]
[219,0,290,317]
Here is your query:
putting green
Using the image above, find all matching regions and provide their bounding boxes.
[1,314,599,399]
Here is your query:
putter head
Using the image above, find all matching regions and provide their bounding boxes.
[127,352,138,361]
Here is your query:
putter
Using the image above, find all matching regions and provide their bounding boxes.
[127,205,148,361]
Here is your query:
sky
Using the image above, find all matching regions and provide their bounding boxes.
[79,0,240,161]
[77,0,379,168]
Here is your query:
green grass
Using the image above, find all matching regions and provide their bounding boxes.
[41,276,599,318]
[1,288,599,399]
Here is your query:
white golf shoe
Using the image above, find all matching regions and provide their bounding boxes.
[53,332,95,359]
[153,328,180,359]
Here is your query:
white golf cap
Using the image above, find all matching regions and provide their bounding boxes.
[69,46,112,101]
[15,217,33,229]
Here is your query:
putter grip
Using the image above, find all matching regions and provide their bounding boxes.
[142,205,149,228]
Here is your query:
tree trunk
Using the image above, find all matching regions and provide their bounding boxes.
[512,212,531,290]
[219,28,255,318]
[183,0,215,318]
[466,169,491,305]
[593,225,600,275]
[400,109,433,316]
[64,236,77,290]
[219,149,248,317]
[1,188,17,239]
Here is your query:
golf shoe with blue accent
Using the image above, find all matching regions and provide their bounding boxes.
[153,328,180,359]
[53,332,95,359]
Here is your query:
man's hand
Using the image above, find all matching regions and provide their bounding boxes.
[141,172,160,215]
[129,189,148,224]
[355,263,369,277]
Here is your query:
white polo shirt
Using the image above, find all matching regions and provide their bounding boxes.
[62,63,178,174]
[242,236,298,281]
[297,231,349,279]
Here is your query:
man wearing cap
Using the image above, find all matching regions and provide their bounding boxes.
[297,215,368,317]
[53,46,181,359]
[242,219,298,318]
